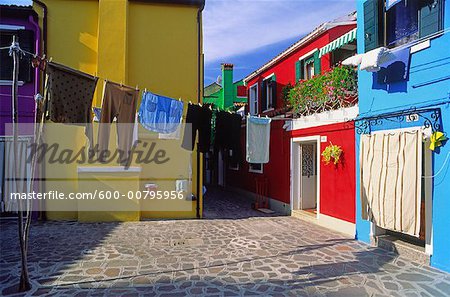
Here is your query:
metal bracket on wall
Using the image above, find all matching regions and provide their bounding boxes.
[353,107,442,135]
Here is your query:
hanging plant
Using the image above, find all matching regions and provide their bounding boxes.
[321,142,343,165]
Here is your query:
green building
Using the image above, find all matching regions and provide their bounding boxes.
[203,63,247,110]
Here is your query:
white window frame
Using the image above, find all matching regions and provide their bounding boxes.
[263,73,275,112]
[249,163,263,174]
[304,60,315,80]
[249,83,258,115]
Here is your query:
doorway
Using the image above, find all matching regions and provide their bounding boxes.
[291,137,320,217]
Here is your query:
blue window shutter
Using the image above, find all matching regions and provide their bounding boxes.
[313,51,321,76]
[419,0,443,38]
[364,0,380,52]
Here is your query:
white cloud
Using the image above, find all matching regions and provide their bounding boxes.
[203,0,355,63]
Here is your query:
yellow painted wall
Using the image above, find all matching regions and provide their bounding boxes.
[35,0,203,221]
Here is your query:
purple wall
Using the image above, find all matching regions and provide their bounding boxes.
[1,10,41,136]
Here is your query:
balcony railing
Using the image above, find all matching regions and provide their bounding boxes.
[287,65,357,117]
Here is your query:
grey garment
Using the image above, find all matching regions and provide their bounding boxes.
[45,62,98,155]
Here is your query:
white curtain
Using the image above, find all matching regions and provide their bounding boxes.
[3,140,31,213]
[360,130,422,237]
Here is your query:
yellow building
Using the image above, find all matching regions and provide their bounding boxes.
[33,0,205,221]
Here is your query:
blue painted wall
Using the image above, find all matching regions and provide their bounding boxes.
[356,0,450,272]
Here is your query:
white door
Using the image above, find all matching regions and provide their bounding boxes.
[300,143,317,210]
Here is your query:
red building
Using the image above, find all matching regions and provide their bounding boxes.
[226,13,358,236]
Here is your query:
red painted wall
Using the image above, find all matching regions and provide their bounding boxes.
[291,122,356,223]
[226,120,291,204]
[227,24,357,221]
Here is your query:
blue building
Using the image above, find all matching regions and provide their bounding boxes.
[355,0,450,272]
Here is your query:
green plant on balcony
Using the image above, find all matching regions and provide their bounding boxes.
[288,65,357,116]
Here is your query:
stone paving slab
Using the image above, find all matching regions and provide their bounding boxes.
[1,187,450,296]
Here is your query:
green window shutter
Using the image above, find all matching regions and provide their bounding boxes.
[313,50,321,76]
[300,60,304,80]
[260,79,267,112]
[271,76,277,109]
[419,0,443,38]
[295,60,300,82]
[364,0,380,52]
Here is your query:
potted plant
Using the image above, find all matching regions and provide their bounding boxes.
[321,142,343,165]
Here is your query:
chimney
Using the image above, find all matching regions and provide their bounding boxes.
[221,63,233,109]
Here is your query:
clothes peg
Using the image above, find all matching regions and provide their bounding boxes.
[120,81,123,87]
[189,100,192,105]
[144,88,147,93]
[199,102,202,107]
[136,85,138,91]
[178,98,182,102]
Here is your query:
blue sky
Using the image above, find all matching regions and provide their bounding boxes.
[203,0,356,85]
[0,0,356,85]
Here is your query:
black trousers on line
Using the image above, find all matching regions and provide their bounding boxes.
[182,104,212,153]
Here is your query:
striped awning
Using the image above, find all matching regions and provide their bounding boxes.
[319,28,357,58]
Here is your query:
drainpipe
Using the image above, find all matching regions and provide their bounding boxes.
[196,0,205,219]
[28,15,40,95]
[32,0,47,56]
[32,0,47,221]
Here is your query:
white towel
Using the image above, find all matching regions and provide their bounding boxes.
[342,54,363,66]
[246,116,272,164]
[360,47,388,72]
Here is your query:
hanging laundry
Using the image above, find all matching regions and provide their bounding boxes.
[138,91,184,134]
[376,47,411,84]
[359,47,388,72]
[97,81,138,163]
[181,104,212,153]
[214,111,242,162]
[159,118,182,140]
[229,113,243,164]
[429,131,447,151]
[246,116,271,164]
[214,111,230,150]
[45,62,98,156]
[93,107,102,122]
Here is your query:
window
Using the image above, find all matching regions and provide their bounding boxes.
[304,58,315,80]
[249,83,258,115]
[364,0,444,51]
[295,50,321,82]
[261,75,276,111]
[0,30,34,83]
[249,163,263,174]
[386,0,419,46]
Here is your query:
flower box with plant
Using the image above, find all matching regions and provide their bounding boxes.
[288,65,357,117]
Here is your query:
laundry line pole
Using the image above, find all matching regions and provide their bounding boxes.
[11,35,32,292]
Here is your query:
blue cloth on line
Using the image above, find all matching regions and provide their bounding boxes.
[377,47,411,84]
[138,91,184,134]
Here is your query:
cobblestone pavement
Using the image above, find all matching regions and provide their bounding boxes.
[1,187,450,296]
